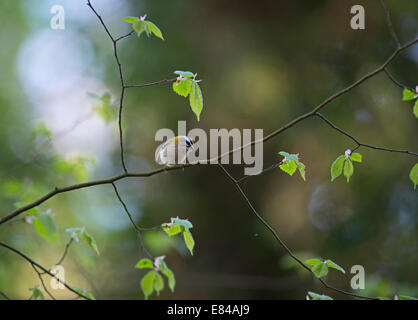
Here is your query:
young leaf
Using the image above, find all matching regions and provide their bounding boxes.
[83,231,100,256]
[183,230,195,255]
[343,159,354,183]
[29,286,45,300]
[141,270,157,300]
[305,258,323,267]
[297,161,306,181]
[350,153,362,162]
[279,160,297,176]
[174,70,195,78]
[162,223,183,236]
[135,258,154,269]
[171,217,193,230]
[72,287,96,300]
[331,155,345,181]
[133,20,146,37]
[402,88,416,101]
[160,263,175,292]
[154,273,164,295]
[311,261,329,278]
[33,212,59,243]
[413,100,418,118]
[173,79,192,98]
[325,260,346,274]
[397,295,418,300]
[145,21,164,40]
[189,81,203,121]
[121,17,139,23]
[409,163,418,189]
[307,291,333,300]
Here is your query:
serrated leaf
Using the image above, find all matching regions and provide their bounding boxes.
[343,159,354,183]
[33,212,59,243]
[350,153,362,162]
[331,155,344,181]
[121,16,139,23]
[189,81,203,121]
[325,260,346,274]
[132,20,146,37]
[308,291,333,300]
[135,258,154,269]
[174,70,195,78]
[172,79,192,98]
[402,88,416,101]
[145,21,164,40]
[183,230,195,255]
[141,270,157,300]
[154,273,164,295]
[305,258,323,267]
[311,262,329,278]
[83,231,100,256]
[409,163,418,190]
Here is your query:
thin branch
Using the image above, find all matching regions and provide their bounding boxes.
[125,78,177,89]
[0,241,91,300]
[115,30,135,42]
[316,113,418,156]
[384,68,415,91]
[31,263,56,300]
[217,163,375,300]
[237,163,280,184]
[111,182,156,260]
[56,238,74,266]
[0,290,10,300]
[380,0,401,48]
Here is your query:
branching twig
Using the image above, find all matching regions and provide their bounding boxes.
[125,78,178,89]
[384,68,415,91]
[217,163,375,300]
[0,290,10,300]
[0,241,91,300]
[31,263,56,300]
[56,238,74,266]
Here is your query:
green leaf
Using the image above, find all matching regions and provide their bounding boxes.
[159,261,175,292]
[154,273,164,295]
[33,212,59,243]
[162,223,182,236]
[29,286,45,300]
[172,79,192,98]
[398,295,418,300]
[296,161,306,181]
[402,88,416,101]
[350,153,362,162]
[132,20,146,37]
[308,291,333,300]
[145,21,164,40]
[189,81,203,121]
[325,259,346,274]
[141,270,157,300]
[135,258,154,269]
[183,230,195,255]
[33,122,52,139]
[331,155,345,181]
[121,16,139,23]
[311,262,329,278]
[409,163,418,190]
[343,159,354,183]
[72,287,95,300]
[279,160,297,176]
[174,70,195,78]
[83,231,100,256]
[305,258,323,267]
[414,100,418,118]
[171,217,193,230]
[377,296,391,300]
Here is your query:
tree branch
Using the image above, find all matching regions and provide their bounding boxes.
[380,0,401,48]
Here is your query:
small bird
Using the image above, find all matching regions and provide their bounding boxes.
[155,136,194,166]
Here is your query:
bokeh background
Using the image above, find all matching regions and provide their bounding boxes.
[0,0,417,300]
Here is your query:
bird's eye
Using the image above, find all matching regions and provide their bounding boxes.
[185,138,193,148]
